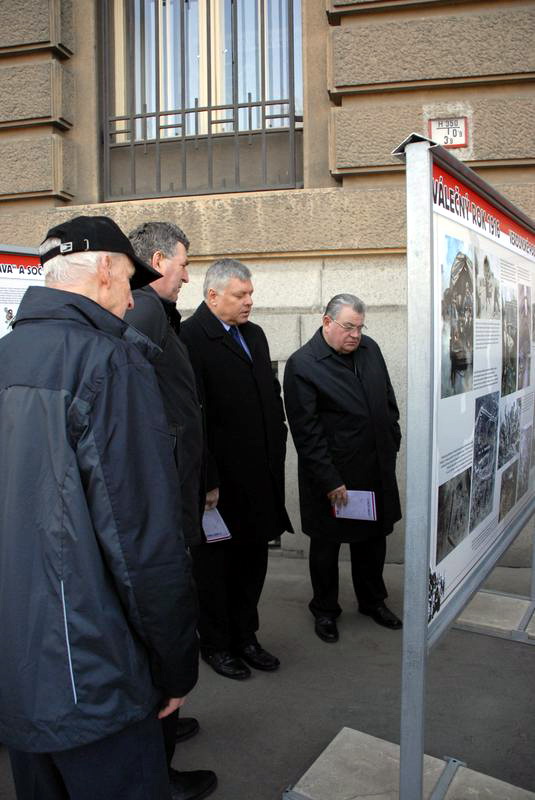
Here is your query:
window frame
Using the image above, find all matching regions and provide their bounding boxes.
[99,0,303,201]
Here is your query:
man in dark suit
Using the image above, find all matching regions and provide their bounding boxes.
[125,222,217,800]
[284,293,402,644]
[181,259,293,680]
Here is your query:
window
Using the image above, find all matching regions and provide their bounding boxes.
[101,0,303,199]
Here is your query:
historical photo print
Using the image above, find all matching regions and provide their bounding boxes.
[518,284,531,390]
[441,236,474,398]
[436,468,472,564]
[498,395,520,469]
[516,424,532,501]
[475,251,500,320]
[469,391,499,532]
[501,282,518,397]
[499,461,518,522]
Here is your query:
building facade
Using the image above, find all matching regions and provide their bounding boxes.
[0,0,534,562]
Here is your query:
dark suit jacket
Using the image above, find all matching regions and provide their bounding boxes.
[181,302,293,543]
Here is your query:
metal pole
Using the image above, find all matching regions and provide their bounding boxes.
[399,139,435,800]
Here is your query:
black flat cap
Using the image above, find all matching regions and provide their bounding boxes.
[40,216,162,290]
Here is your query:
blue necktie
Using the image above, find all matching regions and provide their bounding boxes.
[230,325,251,359]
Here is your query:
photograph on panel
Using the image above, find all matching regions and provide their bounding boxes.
[518,284,531,390]
[475,251,500,320]
[469,390,499,532]
[516,421,533,502]
[436,467,472,564]
[501,282,518,397]
[499,460,518,522]
[498,394,520,469]
[440,236,474,398]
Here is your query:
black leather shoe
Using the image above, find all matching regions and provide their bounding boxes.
[314,616,339,643]
[360,602,402,630]
[202,649,251,680]
[169,768,217,800]
[175,716,200,743]
[238,642,280,671]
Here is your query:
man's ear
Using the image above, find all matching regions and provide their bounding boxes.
[97,253,113,288]
[151,250,164,271]
[207,287,217,305]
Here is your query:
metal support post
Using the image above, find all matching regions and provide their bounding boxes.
[398,138,435,800]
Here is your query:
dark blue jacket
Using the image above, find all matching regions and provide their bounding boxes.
[0,287,198,753]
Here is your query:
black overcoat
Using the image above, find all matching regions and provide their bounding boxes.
[126,287,205,546]
[283,328,401,543]
[181,302,293,543]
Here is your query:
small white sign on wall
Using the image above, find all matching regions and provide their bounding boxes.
[428,117,468,148]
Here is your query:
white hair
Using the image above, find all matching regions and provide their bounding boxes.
[40,237,108,286]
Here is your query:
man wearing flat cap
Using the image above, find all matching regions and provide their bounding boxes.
[0,216,199,800]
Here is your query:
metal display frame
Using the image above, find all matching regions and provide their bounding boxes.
[0,245,39,256]
[395,134,535,799]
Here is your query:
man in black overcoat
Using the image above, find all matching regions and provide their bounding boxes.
[125,221,216,800]
[283,293,402,643]
[181,259,293,679]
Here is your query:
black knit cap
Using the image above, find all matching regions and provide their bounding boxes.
[40,215,162,290]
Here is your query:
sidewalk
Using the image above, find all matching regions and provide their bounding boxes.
[1,556,533,799]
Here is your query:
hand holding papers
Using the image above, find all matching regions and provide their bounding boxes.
[202,508,232,542]
[333,490,377,521]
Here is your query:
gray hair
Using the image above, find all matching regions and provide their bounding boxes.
[40,237,105,285]
[203,258,252,298]
[128,221,190,265]
[324,293,366,319]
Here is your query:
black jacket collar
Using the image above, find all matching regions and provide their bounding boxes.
[192,301,253,362]
[139,284,183,335]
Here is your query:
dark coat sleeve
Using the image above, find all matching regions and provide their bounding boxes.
[180,318,220,492]
[283,355,344,495]
[77,358,199,698]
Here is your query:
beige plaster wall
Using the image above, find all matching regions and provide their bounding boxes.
[0,0,73,54]
[301,0,337,189]
[0,135,74,199]
[331,89,535,174]
[330,7,535,94]
[0,62,73,129]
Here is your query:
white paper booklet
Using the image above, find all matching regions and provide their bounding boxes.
[202,508,232,542]
[334,490,377,521]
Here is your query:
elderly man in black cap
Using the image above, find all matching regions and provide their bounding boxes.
[0,216,199,800]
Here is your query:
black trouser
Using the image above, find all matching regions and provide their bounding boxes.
[308,535,387,619]
[191,539,269,653]
[8,713,170,800]
[161,707,179,769]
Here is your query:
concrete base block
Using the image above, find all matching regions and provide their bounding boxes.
[455,590,532,638]
[286,728,535,800]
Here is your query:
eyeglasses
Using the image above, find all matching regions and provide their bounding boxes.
[329,317,367,334]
